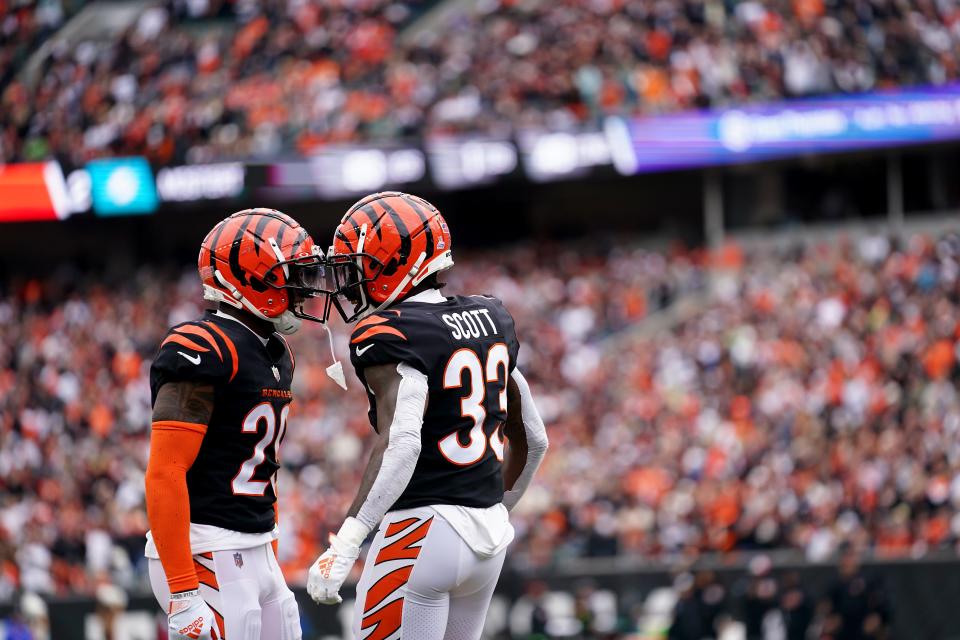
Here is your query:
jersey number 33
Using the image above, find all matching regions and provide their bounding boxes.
[440,344,509,466]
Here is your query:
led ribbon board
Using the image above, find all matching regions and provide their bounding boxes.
[87,157,158,215]
[612,83,960,174]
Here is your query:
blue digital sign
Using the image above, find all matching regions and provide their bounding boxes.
[87,157,158,215]
[612,83,960,174]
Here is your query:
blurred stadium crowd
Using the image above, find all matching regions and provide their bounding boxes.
[3,229,960,606]
[3,0,960,165]
[0,238,696,599]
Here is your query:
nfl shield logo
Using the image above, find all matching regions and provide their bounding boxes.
[272,366,280,381]
[234,552,244,568]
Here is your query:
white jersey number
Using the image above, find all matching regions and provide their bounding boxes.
[231,402,289,496]
[439,344,509,465]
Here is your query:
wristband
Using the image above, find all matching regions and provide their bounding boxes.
[336,517,370,548]
[168,589,200,614]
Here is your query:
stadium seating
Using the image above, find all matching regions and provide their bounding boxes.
[3,0,960,165]
[3,231,960,597]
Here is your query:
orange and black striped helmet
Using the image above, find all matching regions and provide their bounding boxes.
[326,192,453,323]
[198,208,328,334]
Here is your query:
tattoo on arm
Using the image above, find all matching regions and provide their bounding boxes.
[152,381,215,425]
[346,364,403,519]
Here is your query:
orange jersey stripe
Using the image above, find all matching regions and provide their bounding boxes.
[361,597,404,640]
[161,334,211,353]
[363,565,413,614]
[175,325,223,361]
[351,325,407,344]
[374,517,432,565]
[354,315,389,331]
[384,517,419,537]
[203,321,239,382]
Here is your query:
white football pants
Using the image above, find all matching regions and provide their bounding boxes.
[353,509,506,640]
[149,542,301,640]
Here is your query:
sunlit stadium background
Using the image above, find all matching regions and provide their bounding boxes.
[4,0,960,638]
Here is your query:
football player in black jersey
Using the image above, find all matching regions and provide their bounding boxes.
[306,192,549,639]
[145,209,327,640]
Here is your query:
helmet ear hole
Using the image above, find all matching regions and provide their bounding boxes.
[249,277,269,293]
[382,257,400,276]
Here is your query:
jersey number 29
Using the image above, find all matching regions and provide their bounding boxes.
[232,402,290,496]
[439,344,509,466]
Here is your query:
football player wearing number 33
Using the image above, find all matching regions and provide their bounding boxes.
[307,192,550,639]
[144,209,330,640]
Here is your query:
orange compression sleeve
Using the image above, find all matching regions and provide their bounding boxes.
[145,420,207,593]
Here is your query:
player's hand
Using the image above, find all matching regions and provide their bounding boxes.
[307,531,360,605]
[167,589,220,640]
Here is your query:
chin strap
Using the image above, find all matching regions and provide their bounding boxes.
[204,271,244,309]
[321,322,347,390]
[357,252,427,321]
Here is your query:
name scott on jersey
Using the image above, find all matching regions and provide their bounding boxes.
[441,310,498,340]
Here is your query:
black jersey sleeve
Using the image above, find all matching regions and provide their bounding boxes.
[349,311,430,375]
[150,322,233,398]
[480,296,520,372]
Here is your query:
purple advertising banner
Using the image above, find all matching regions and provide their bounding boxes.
[611,83,960,174]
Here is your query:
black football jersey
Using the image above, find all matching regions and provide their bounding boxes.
[150,310,294,534]
[349,294,520,511]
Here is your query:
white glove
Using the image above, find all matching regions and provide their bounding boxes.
[307,517,367,605]
[167,589,220,640]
